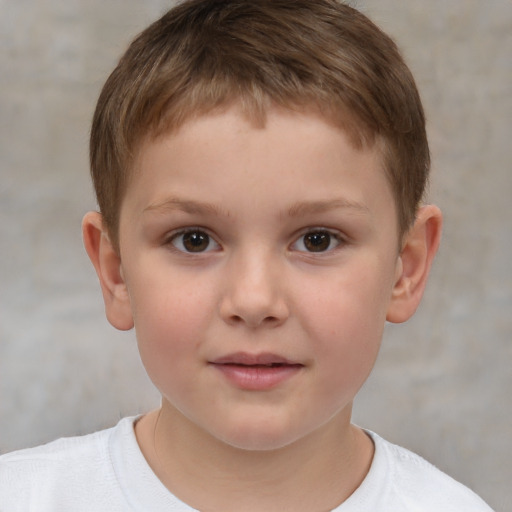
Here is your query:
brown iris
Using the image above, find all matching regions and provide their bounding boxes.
[182,231,210,252]
[303,231,332,252]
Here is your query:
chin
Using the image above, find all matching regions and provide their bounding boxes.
[211,419,309,452]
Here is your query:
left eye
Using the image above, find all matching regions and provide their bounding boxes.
[292,230,342,253]
[168,230,220,253]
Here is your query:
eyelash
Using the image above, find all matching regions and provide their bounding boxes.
[291,229,346,254]
[165,228,346,254]
[166,228,220,254]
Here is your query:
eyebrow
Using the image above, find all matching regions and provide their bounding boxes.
[286,199,369,217]
[143,197,369,218]
[143,198,223,216]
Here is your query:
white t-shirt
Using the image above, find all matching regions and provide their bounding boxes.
[0,417,493,511]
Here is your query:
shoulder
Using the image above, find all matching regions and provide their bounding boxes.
[1,422,111,462]
[0,421,114,475]
[366,431,494,512]
[0,417,137,511]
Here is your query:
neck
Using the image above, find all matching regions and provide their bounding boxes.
[135,403,373,512]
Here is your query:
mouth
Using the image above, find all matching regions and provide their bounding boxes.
[209,352,304,390]
[212,352,301,366]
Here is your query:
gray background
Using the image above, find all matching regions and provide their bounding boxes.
[0,1,510,510]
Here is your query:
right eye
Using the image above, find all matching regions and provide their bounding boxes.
[168,229,220,253]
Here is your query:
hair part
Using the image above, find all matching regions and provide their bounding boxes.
[90,0,430,248]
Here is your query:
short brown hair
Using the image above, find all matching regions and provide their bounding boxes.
[90,0,429,247]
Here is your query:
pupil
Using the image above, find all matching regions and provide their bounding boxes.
[183,232,209,252]
[305,232,330,252]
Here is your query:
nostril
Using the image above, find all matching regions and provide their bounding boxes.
[219,290,289,328]
[227,314,281,328]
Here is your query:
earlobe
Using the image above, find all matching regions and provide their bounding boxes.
[386,205,442,324]
[82,212,134,331]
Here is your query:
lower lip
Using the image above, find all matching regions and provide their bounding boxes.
[211,364,303,391]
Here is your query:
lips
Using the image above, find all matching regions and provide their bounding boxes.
[212,352,299,366]
[210,352,303,390]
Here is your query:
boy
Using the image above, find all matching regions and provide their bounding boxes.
[0,0,494,510]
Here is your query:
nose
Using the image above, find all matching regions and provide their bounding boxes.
[219,250,289,329]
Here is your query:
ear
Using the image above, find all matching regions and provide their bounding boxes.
[386,204,442,323]
[82,211,134,330]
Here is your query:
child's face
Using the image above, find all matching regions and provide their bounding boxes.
[115,106,403,450]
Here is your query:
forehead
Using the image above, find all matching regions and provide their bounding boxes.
[122,106,395,229]
[137,105,377,172]
[134,102,382,176]
[121,98,382,215]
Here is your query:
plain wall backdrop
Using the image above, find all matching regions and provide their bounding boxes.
[0,1,510,510]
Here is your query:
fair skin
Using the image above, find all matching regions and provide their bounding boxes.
[83,106,441,512]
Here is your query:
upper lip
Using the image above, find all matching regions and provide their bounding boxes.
[210,352,302,367]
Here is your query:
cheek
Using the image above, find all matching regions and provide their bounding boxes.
[127,276,216,382]
[299,267,391,382]
[130,266,215,334]
[301,266,390,336]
